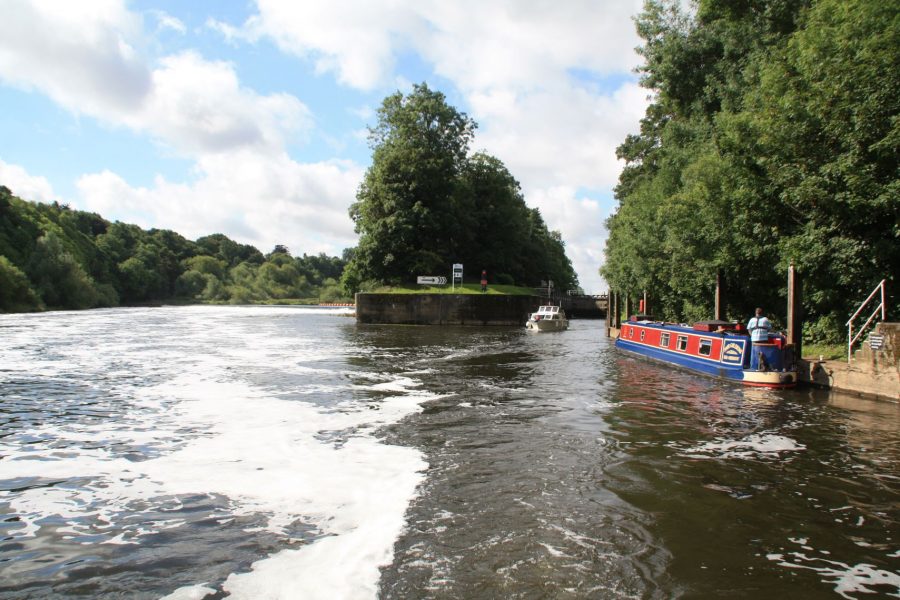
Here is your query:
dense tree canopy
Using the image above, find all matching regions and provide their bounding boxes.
[0,186,349,312]
[603,0,898,342]
[344,83,577,292]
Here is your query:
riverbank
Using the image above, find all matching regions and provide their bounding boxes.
[0,296,356,314]
[799,322,899,402]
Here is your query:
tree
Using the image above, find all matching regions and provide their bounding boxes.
[345,83,578,293]
[0,255,42,312]
[27,231,99,309]
[184,255,228,279]
[318,277,345,303]
[175,270,207,298]
[744,0,900,339]
[348,83,477,284]
[0,186,11,213]
[602,0,897,340]
[455,152,530,282]
[197,233,263,266]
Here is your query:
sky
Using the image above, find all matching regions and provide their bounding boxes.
[0,0,650,294]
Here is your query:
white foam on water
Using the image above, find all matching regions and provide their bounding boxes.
[539,543,570,558]
[679,433,806,460]
[0,307,435,599]
[160,584,218,600]
[767,551,900,599]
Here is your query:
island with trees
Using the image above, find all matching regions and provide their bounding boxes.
[342,83,577,296]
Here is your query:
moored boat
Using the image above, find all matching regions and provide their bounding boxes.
[614,317,797,388]
[526,305,569,332]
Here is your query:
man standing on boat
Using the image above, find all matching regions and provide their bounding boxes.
[748,308,772,344]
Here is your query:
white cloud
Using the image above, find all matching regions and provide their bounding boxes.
[0,3,311,159]
[150,10,186,35]
[238,1,420,90]
[471,81,648,191]
[205,18,247,46]
[239,0,644,93]
[75,151,364,256]
[528,186,611,293]
[0,1,346,260]
[140,51,312,156]
[0,160,62,204]
[0,0,150,116]
[411,1,644,93]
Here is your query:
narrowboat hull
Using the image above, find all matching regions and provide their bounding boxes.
[615,321,797,389]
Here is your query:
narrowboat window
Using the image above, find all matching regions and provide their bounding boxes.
[629,327,634,338]
[640,329,646,341]
[699,339,712,356]
[676,335,688,351]
[660,333,670,347]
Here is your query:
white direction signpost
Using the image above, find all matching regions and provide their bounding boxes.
[451,263,463,290]
[417,276,447,285]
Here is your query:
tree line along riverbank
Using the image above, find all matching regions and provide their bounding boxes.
[0,186,350,312]
[601,0,898,345]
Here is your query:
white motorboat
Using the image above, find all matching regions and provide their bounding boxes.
[525,305,569,332]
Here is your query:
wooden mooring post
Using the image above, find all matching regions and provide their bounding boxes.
[606,290,611,337]
[787,261,802,359]
[615,292,620,328]
[714,271,722,321]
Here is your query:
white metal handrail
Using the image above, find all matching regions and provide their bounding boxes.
[846,279,886,363]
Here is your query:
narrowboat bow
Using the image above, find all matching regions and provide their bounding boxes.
[615,317,797,388]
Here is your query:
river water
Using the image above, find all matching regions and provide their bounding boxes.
[0,306,897,599]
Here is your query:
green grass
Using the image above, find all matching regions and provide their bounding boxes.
[366,283,536,296]
[802,343,845,361]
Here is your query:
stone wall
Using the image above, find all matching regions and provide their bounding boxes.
[355,293,542,326]
[800,322,899,402]
[563,295,607,319]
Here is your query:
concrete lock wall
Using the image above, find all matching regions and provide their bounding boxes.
[355,293,542,326]
[800,322,900,402]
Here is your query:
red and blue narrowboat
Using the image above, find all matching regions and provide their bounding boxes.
[614,317,798,388]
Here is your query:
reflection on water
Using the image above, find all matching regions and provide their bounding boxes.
[603,356,900,599]
[0,307,897,599]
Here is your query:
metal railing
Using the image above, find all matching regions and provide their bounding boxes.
[846,279,886,363]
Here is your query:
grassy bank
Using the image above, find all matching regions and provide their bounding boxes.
[367,283,536,296]
[802,343,845,361]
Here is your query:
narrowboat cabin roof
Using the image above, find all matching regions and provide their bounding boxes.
[626,317,746,335]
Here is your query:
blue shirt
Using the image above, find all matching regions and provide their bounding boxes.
[748,316,771,342]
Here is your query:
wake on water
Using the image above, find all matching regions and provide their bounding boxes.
[0,306,435,599]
